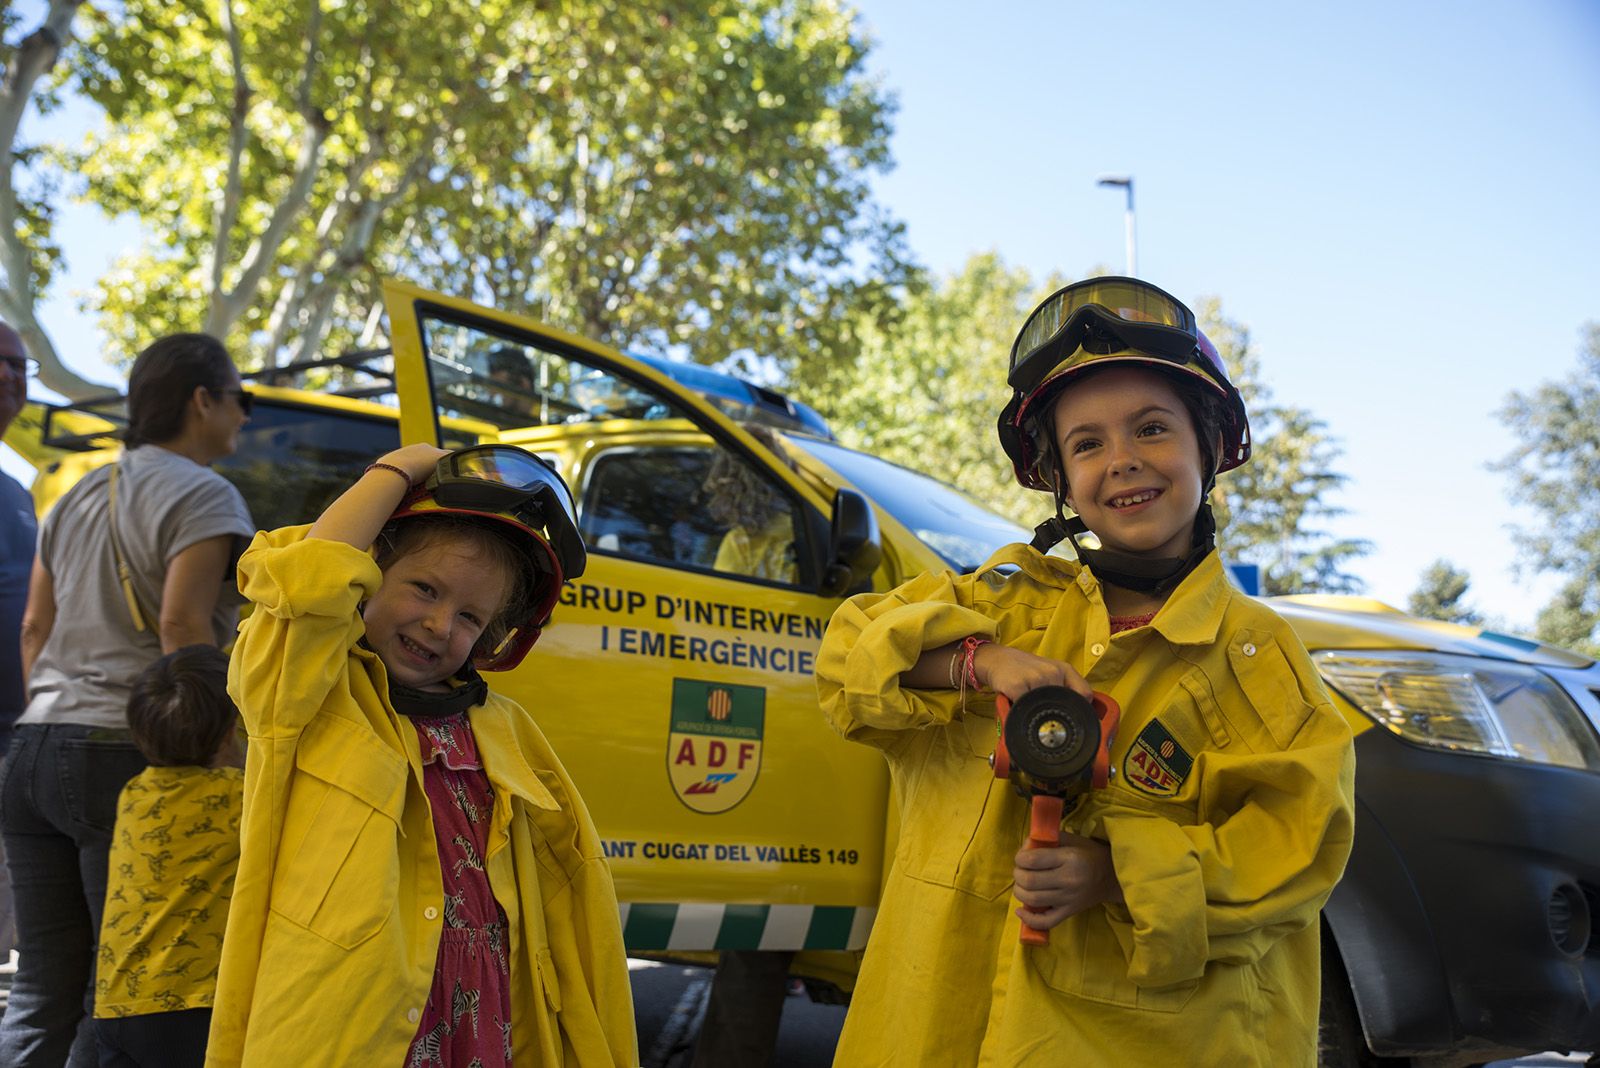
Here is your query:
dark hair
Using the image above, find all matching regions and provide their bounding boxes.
[126,645,239,766]
[703,424,793,530]
[124,333,236,448]
[374,514,544,661]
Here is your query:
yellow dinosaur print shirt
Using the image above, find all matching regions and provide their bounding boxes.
[95,765,244,1017]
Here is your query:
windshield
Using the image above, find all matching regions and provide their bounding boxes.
[419,312,692,431]
[787,437,1029,572]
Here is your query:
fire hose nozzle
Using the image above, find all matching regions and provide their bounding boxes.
[993,686,1122,947]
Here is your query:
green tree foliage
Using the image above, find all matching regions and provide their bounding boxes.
[1493,323,1600,654]
[789,258,1370,594]
[64,0,905,375]
[1531,578,1600,657]
[72,0,544,364]
[0,0,101,395]
[405,3,910,376]
[1201,299,1370,595]
[1407,558,1482,625]
[787,252,1053,527]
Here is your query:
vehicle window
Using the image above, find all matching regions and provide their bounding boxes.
[699,441,804,585]
[579,444,805,588]
[420,315,692,432]
[417,310,810,587]
[215,399,401,530]
[787,436,1028,573]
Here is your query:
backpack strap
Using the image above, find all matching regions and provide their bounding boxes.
[107,462,152,633]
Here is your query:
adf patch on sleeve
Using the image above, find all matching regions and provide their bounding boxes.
[1123,719,1194,797]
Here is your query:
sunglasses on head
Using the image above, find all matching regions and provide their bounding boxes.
[1,354,39,378]
[210,387,254,416]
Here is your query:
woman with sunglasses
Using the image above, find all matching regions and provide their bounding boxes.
[1,332,255,1067]
[816,278,1355,1065]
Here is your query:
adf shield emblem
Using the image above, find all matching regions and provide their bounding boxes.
[1122,718,1193,798]
[667,679,765,814]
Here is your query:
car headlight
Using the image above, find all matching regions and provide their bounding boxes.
[1314,650,1600,772]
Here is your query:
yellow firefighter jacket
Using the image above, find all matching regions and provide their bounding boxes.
[815,545,1355,1067]
[207,527,637,1067]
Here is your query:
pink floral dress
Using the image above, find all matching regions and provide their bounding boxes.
[405,712,514,1068]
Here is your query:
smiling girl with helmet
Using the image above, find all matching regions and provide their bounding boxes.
[208,443,635,1067]
[816,277,1356,1066]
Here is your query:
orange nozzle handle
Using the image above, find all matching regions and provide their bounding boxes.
[1089,691,1122,789]
[993,693,1012,780]
[1019,793,1064,947]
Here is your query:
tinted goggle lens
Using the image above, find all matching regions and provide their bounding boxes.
[439,446,575,517]
[1010,280,1194,380]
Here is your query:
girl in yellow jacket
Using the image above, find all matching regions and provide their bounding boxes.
[815,277,1356,1067]
[208,443,636,1067]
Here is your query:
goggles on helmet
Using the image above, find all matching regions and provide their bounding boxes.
[1009,276,1220,395]
[425,445,586,583]
[391,445,586,671]
[998,278,1251,493]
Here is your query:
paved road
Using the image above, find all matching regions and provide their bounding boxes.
[0,956,1587,1066]
[629,958,1592,1068]
[630,959,843,1068]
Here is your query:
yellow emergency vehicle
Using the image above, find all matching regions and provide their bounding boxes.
[11,280,1600,1065]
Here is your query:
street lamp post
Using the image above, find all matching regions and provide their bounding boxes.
[1096,175,1136,277]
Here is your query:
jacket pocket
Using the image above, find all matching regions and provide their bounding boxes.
[892,719,1017,899]
[1031,908,1199,1013]
[526,946,564,1063]
[270,714,408,948]
[57,737,147,835]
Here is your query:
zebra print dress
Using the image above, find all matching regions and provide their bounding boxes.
[406,712,513,1068]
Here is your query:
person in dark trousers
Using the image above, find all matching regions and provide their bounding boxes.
[0,322,38,968]
[0,333,254,1067]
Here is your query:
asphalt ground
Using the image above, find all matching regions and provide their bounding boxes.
[0,955,1589,1066]
[626,958,1592,1068]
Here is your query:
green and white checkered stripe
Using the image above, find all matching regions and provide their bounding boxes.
[619,903,876,952]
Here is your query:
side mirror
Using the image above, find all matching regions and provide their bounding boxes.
[821,488,882,597]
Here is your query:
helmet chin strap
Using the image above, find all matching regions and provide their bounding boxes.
[1029,483,1218,597]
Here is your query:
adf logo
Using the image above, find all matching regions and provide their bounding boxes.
[667,679,765,814]
[1122,718,1194,798]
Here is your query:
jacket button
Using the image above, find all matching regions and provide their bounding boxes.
[1090,642,1105,657]
[1243,643,1257,656]
[406,1008,420,1024]
[424,906,439,920]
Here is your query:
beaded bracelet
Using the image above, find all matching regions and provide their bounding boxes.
[364,461,414,486]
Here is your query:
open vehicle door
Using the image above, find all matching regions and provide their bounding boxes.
[382,280,888,954]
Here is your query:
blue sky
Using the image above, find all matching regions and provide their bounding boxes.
[844,0,1600,629]
[5,0,1598,631]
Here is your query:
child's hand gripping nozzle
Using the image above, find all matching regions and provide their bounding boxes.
[991,687,1121,946]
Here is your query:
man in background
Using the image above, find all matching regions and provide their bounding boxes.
[0,321,38,963]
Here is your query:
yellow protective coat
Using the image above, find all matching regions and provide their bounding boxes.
[207,527,636,1067]
[816,545,1355,1067]
[711,515,798,584]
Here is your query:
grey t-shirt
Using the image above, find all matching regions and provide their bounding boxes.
[1,470,36,729]
[19,445,255,729]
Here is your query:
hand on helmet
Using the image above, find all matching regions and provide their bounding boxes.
[376,443,452,484]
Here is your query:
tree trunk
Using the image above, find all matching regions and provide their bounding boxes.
[0,0,103,398]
